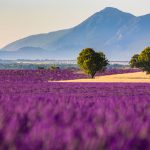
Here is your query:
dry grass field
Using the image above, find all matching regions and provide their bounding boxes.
[57,72,150,83]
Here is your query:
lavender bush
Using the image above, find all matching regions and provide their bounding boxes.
[0,69,149,150]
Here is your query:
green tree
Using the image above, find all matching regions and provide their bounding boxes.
[138,47,150,74]
[77,48,108,78]
[129,54,140,68]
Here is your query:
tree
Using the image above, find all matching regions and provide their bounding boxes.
[138,47,150,74]
[129,54,140,68]
[77,48,108,78]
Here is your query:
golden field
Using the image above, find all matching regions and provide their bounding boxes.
[56,72,150,83]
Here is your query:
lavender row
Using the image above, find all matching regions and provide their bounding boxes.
[0,81,150,150]
[0,69,140,83]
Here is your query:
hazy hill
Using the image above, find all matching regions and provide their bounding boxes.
[1,7,150,60]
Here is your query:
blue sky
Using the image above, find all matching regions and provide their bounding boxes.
[0,0,150,48]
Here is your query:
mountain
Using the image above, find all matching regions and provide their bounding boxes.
[0,47,49,60]
[1,7,150,60]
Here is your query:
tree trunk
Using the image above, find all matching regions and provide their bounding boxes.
[91,72,96,79]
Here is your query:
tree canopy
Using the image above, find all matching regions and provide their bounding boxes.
[77,48,108,78]
[129,54,140,68]
[138,47,150,74]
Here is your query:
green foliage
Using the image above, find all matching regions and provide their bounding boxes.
[138,47,150,74]
[38,66,45,70]
[77,48,108,78]
[129,54,140,68]
[50,64,60,70]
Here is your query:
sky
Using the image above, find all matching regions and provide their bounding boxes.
[0,0,150,48]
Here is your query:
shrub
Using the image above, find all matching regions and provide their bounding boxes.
[50,64,60,70]
[38,66,45,70]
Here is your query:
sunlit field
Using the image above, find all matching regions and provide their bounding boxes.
[0,69,150,150]
[59,72,150,83]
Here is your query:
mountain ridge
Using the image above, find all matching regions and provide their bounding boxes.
[1,7,150,60]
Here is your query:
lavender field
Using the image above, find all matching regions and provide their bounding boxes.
[0,69,150,150]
